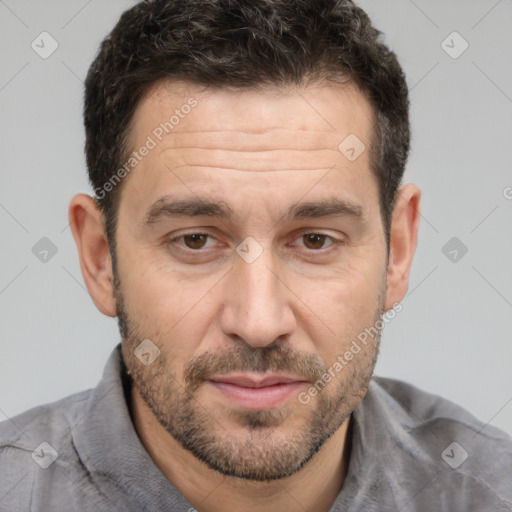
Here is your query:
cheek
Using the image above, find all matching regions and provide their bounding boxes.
[297,252,386,362]
[117,244,224,359]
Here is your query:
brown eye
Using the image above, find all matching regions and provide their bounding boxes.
[302,233,329,250]
[183,234,209,249]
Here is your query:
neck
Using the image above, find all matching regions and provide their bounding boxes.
[131,386,352,512]
[131,387,350,512]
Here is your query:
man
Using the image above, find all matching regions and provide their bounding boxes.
[1,0,511,510]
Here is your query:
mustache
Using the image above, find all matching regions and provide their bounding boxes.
[183,343,328,392]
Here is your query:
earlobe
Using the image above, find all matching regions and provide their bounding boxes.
[385,184,421,310]
[68,194,117,317]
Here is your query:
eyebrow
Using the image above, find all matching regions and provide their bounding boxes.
[143,196,364,225]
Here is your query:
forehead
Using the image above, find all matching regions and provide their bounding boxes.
[120,79,377,219]
[129,79,373,147]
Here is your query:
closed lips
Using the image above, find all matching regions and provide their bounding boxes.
[209,375,307,387]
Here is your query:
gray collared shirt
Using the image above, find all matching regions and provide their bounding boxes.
[1,344,511,511]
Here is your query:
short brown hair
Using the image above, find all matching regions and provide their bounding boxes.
[84,0,410,251]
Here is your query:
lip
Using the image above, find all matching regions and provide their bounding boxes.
[207,373,308,410]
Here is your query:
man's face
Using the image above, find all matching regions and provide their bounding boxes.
[114,81,388,480]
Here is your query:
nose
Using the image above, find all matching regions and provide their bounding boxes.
[219,244,296,348]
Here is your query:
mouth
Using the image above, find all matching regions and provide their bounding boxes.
[207,374,309,410]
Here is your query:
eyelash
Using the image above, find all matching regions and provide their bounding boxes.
[168,231,341,254]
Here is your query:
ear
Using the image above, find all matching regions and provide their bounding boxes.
[68,194,117,317]
[385,184,421,310]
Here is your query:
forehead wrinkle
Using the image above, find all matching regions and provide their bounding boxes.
[153,146,349,174]
[157,128,336,135]
[149,129,345,154]
[169,163,338,174]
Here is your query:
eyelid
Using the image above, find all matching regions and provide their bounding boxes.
[168,230,220,250]
[168,229,343,253]
[289,231,341,250]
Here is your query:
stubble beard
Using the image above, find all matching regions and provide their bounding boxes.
[114,273,384,481]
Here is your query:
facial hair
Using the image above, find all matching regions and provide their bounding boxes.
[114,272,384,481]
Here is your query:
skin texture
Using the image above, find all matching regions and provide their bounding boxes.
[69,80,420,512]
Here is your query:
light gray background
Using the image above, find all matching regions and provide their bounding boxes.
[1,0,511,436]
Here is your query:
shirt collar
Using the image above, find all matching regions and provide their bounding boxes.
[72,343,193,511]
